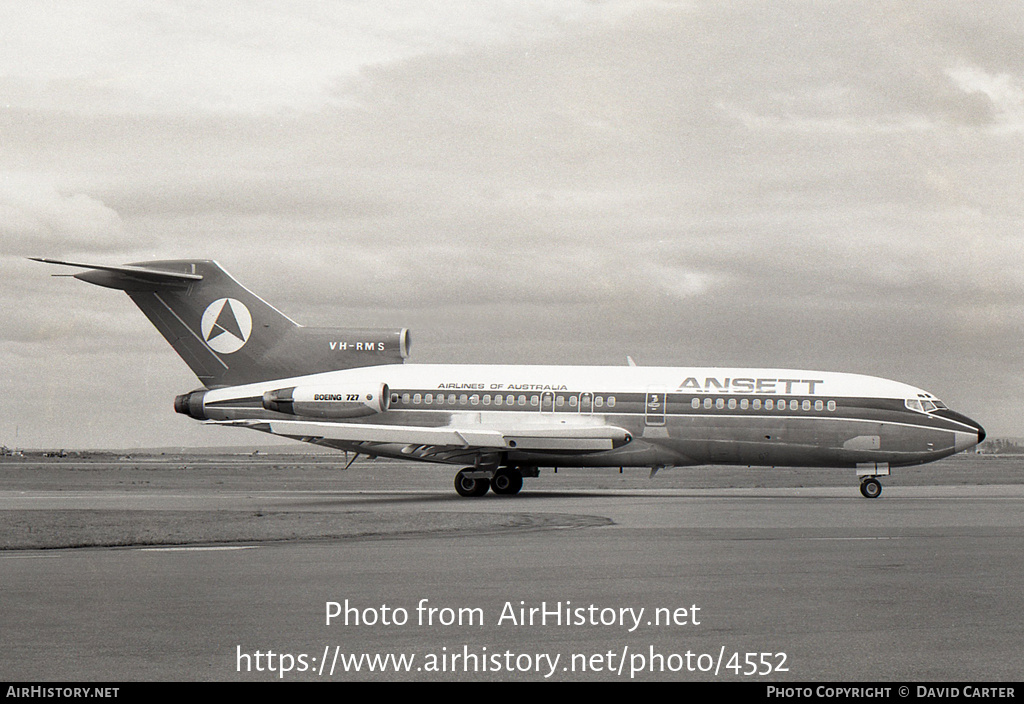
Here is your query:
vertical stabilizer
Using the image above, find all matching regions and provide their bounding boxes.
[33,258,409,387]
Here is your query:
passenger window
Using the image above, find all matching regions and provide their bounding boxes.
[802,400,811,411]
[402,393,411,404]
[413,394,421,404]
[425,393,433,404]
[470,394,479,405]
[595,396,604,408]
[607,396,616,407]
[530,395,539,406]
[483,394,491,405]
[765,399,774,410]
[691,398,700,409]
[827,400,836,411]
[740,398,749,409]
[753,399,761,410]
[814,400,823,411]
[518,395,526,406]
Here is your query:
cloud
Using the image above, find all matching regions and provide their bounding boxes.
[0,1,658,115]
[4,1,1024,442]
[646,264,717,299]
[0,179,125,254]
[946,65,1024,132]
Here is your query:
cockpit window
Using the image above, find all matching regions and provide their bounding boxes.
[906,398,947,413]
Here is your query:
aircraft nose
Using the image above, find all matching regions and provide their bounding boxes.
[953,415,985,452]
[935,409,985,452]
[961,414,985,445]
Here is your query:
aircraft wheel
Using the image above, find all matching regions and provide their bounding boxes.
[859,478,882,499]
[455,469,490,497]
[490,467,524,496]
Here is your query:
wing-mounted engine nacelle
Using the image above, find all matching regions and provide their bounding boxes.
[262,383,390,418]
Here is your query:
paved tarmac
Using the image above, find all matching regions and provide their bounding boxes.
[1,460,1022,682]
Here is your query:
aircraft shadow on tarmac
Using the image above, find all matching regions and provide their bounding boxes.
[286,488,864,506]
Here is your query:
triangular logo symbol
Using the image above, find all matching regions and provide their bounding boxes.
[201,298,252,354]
[210,300,245,342]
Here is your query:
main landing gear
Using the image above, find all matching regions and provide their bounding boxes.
[454,466,526,497]
[454,468,490,497]
[490,467,524,495]
[859,477,882,499]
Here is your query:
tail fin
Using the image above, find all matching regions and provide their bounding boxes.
[33,258,409,387]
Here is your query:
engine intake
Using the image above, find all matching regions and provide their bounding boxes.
[263,383,390,418]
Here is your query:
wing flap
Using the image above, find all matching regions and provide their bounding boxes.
[212,419,631,452]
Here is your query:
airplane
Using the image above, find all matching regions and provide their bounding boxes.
[33,257,985,498]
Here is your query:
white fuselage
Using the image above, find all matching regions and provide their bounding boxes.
[192,364,984,470]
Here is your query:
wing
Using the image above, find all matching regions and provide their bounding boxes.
[210,419,632,453]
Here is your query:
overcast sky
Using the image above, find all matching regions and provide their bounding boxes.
[2,1,1022,448]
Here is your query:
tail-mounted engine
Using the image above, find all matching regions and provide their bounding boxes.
[262,383,390,418]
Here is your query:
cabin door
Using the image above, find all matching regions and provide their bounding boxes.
[645,389,667,426]
[540,391,555,413]
[579,392,593,414]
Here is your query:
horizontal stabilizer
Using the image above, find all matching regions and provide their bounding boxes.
[29,258,203,291]
[212,419,631,452]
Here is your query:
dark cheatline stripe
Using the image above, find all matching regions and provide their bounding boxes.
[381,389,965,429]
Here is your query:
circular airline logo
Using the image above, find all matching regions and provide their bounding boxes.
[201,298,252,354]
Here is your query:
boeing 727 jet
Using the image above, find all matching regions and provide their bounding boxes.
[34,257,985,498]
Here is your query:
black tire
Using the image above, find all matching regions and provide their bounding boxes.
[455,469,490,497]
[490,467,524,496]
[859,478,882,499]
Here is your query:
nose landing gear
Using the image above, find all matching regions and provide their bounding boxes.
[859,477,882,499]
[856,463,888,499]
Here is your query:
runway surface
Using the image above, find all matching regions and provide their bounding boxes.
[1,456,1022,682]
